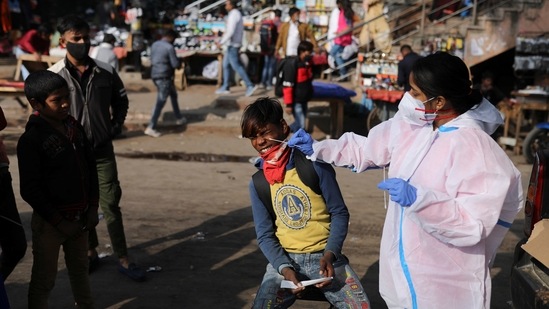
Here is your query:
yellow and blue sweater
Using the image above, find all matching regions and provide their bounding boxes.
[248,150,350,273]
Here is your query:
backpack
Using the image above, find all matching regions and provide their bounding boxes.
[252,150,323,222]
[259,21,278,55]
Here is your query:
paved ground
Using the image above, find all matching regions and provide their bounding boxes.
[0,62,531,308]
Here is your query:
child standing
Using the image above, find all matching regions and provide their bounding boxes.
[241,97,370,308]
[17,70,99,309]
[281,41,314,133]
[0,106,27,308]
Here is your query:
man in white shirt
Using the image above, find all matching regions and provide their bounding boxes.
[215,0,258,97]
[90,33,119,71]
[274,7,318,59]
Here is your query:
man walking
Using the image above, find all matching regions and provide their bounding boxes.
[144,29,187,138]
[215,0,258,97]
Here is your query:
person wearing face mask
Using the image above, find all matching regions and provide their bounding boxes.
[287,52,523,309]
[274,7,318,59]
[49,15,146,282]
[241,97,370,308]
[280,41,314,132]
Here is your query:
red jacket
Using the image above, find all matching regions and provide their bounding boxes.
[282,56,314,105]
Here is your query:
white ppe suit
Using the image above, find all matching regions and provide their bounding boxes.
[309,98,523,309]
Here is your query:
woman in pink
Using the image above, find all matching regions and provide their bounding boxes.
[329,0,359,80]
[13,24,52,80]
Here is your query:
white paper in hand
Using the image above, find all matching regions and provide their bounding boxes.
[280,277,333,289]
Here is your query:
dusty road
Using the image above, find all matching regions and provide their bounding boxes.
[0,71,531,308]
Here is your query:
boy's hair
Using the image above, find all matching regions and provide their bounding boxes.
[240,97,283,139]
[297,40,314,55]
[273,9,282,17]
[57,15,90,35]
[24,70,68,103]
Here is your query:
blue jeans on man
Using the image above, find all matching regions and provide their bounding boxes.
[217,46,257,96]
[148,78,184,130]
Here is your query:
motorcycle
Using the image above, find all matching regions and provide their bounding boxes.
[523,122,549,164]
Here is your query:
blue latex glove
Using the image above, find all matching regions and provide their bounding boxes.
[287,128,314,156]
[377,178,417,207]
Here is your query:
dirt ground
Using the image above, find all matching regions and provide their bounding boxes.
[0,64,532,308]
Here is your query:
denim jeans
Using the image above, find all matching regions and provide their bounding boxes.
[88,152,127,258]
[261,55,276,87]
[148,78,183,129]
[290,102,308,133]
[29,213,93,309]
[221,46,253,90]
[252,252,370,308]
[329,44,347,76]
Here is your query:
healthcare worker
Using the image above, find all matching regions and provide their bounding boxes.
[288,51,523,309]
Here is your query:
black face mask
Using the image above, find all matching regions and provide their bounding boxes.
[66,42,90,60]
[304,55,313,63]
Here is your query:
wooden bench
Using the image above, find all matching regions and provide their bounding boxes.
[13,54,63,81]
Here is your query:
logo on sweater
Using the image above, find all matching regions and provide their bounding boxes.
[273,184,311,229]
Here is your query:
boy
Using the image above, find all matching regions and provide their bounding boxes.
[241,97,370,308]
[281,41,314,133]
[17,70,99,309]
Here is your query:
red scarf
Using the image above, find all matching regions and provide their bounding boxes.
[260,143,291,185]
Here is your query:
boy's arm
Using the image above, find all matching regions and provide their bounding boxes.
[110,71,129,137]
[17,134,64,226]
[314,162,349,260]
[248,180,293,274]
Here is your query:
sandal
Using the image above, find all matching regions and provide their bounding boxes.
[118,263,146,282]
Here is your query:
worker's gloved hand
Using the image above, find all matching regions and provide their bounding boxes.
[287,128,314,156]
[377,178,417,207]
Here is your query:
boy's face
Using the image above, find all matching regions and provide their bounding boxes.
[299,49,312,61]
[249,121,289,154]
[32,87,71,122]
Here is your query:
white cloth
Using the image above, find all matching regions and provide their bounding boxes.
[309,99,523,309]
[90,43,118,71]
[286,21,300,57]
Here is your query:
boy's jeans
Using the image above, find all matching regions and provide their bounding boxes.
[252,252,370,308]
[290,102,308,133]
[29,213,93,309]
